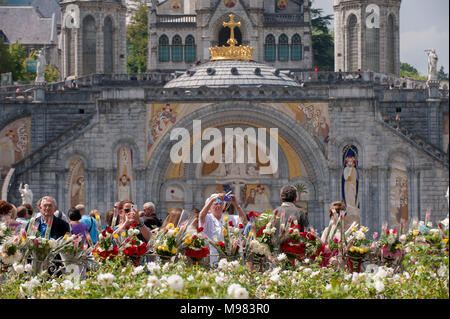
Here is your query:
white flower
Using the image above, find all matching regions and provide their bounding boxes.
[438,265,447,278]
[441,218,449,228]
[277,253,287,262]
[187,275,194,281]
[147,275,160,289]
[399,234,406,243]
[167,274,184,291]
[97,273,116,286]
[21,277,40,294]
[227,283,248,299]
[269,273,280,283]
[13,263,25,274]
[61,279,74,291]
[325,284,332,291]
[215,274,226,286]
[374,280,385,293]
[217,258,229,270]
[48,238,58,249]
[355,231,366,240]
[311,270,320,278]
[133,266,145,276]
[427,222,433,228]
[365,264,378,274]
[375,267,388,280]
[24,263,32,273]
[146,262,160,273]
[303,268,312,275]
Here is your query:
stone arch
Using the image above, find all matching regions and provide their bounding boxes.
[103,15,114,73]
[146,102,330,227]
[82,14,97,75]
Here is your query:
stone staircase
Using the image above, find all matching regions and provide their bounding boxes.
[11,111,98,178]
[379,114,449,168]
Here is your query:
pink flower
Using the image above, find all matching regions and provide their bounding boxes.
[386,229,389,235]
[371,242,377,248]
[392,228,396,234]
[426,212,431,218]
[34,239,39,245]
[373,232,378,240]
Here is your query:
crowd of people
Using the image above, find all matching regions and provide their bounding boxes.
[0,185,309,266]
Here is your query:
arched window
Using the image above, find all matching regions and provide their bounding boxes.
[158,35,170,62]
[171,35,183,62]
[278,34,289,61]
[184,35,196,63]
[291,34,302,61]
[264,34,276,61]
[347,14,358,71]
[103,16,114,73]
[386,14,395,74]
[82,15,96,75]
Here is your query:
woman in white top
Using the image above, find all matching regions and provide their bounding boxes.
[199,193,248,266]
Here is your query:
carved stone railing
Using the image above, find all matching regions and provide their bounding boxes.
[156,14,196,26]
[0,90,34,102]
[12,112,98,177]
[263,14,305,26]
[379,114,449,167]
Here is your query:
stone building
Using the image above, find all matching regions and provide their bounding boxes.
[0,1,448,234]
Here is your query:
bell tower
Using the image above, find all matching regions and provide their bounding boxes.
[333,0,401,76]
[59,0,127,78]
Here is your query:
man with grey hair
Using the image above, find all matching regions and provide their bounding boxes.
[26,196,70,239]
[142,201,162,230]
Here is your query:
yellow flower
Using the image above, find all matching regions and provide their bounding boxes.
[185,238,192,245]
[21,237,26,243]
[171,247,177,254]
[95,214,100,220]
[186,233,191,238]
[224,216,228,222]
[351,226,357,232]
[360,226,367,233]
[164,246,169,252]
[167,223,174,229]
[63,234,68,240]
[412,229,420,236]
[223,229,227,236]
[121,232,126,237]
[349,247,355,252]
[395,244,402,250]
[113,234,119,239]
[248,232,253,238]
[174,228,179,235]
[442,238,448,245]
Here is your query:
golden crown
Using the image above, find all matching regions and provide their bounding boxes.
[209,14,254,61]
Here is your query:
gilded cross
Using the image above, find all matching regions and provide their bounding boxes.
[223,14,241,46]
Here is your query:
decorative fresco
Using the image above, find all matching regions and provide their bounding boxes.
[389,156,409,229]
[224,0,236,8]
[67,158,86,208]
[117,146,134,201]
[0,117,31,180]
[275,0,288,11]
[242,184,272,212]
[342,145,360,228]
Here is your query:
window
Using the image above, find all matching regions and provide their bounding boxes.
[184,35,196,63]
[264,34,276,61]
[291,34,302,61]
[278,34,289,61]
[171,35,183,62]
[347,14,358,71]
[386,14,395,74]
[158,35,170,62]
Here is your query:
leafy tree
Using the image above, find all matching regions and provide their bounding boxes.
[437,66,448,81]
[8,40,27,81]
[0,38,13,75]
[127,2,148,73]
[400,62,427,81]
[45,63,60,82]
[311,8,334,72]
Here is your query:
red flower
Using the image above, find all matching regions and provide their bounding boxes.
[185,246,210,259]
[256,226,266,237]
[228,221,234,227]
[192,235,197,240]
[274,209,278,215]
[137,243,147,255]
[197,227,204,233]
[386,229,390,234]
[106,227,113,234]
[238,223,243,229]
[131,222,138,228]
[392,228,396,234]
[102,230,107,237]
[125,224,130,230]
[218,241,225,248]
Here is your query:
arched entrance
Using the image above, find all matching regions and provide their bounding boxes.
[218,26,242,46]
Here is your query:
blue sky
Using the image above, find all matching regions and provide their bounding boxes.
[312,0,450,76]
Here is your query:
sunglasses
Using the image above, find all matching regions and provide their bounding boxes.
[124,209,131,213]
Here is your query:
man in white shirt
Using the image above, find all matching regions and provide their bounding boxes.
[199,193,248,266]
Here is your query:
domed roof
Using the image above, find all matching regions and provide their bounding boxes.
[164,60,300,89]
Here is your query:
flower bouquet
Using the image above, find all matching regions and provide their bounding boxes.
[0,222,13,245]
[56,233,93,278]
[207,215,244,262]
[150,222,186,263]
[119,223,148,266]
[184,227,210,265]
[344,225,371,272]
[0,233,24,271]
[92,227,119,262]
[378,227,403,263]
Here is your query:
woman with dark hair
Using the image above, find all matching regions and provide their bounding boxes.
[68,207,93,246]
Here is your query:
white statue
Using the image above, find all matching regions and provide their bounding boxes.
[19,183,33,205]
[35,49,47,83]
[426,49,438,82]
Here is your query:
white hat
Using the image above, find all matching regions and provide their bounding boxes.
[205,193,219,206]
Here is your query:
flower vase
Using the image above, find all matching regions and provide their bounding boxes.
[61,253,83,279]
[347,256,363,273]
[31,258,47,276]
[158,254,173,264]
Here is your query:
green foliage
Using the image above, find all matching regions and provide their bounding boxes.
[438,66,448,81]
[127,2,148,73]
[400,62,427,81]
[8,40,27,81]
[0,38,13,75]
[45,63,60,83]
[311,8,334,72]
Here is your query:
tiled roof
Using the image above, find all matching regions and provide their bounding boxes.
[164,60,300,88]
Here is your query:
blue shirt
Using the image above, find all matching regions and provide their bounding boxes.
[38,216,51,238]
[80,214,99,244]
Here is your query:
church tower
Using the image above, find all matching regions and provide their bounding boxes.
[59,0,127,78]
[333,0,401,76]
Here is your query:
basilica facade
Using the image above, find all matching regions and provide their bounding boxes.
[0,0,448,233]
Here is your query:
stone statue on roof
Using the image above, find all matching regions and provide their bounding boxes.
[35,48,47,83]
[426,49,438,82]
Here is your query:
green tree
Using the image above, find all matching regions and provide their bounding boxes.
[0,38,13,75]
[127,2,148,73]
[311,8,334,71]
[45,63,60,82]
[8,40,27,81]
[400,62,427,81]
[437,66,448,81]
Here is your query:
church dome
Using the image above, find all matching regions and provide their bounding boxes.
[164,60,300,89]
